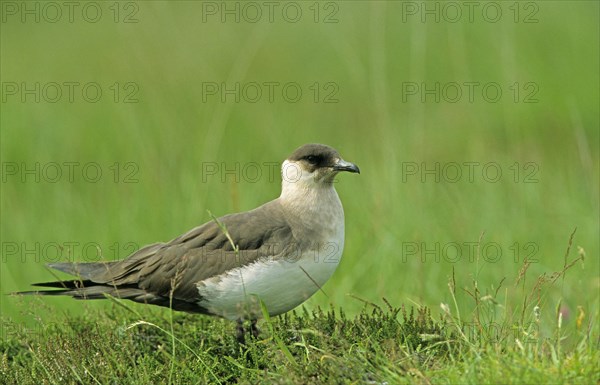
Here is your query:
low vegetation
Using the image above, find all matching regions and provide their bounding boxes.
[2,232,597,384]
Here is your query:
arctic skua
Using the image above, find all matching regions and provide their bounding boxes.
[15,143,359,338]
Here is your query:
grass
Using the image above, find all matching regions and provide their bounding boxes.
[1,245,599,384]
[2,231,598,384]
[1,1,599,383]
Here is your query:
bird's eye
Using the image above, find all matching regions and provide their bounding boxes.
[305,155,318,164]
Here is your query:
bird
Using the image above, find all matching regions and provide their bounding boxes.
[15,143,360,340]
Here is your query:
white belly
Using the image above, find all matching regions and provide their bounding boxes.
[196,241,343,320]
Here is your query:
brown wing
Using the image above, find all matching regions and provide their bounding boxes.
[27,199,297,313]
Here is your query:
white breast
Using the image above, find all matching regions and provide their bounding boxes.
[196,235,344,320]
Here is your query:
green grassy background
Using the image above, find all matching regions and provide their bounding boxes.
[1,0,598,345]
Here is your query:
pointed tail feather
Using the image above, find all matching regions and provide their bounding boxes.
[47,261,117,280]
[12,283,204,313]
[13,261,129,299]
[13,278,132,299]
[13,280,167,305]
[10,259,208,313]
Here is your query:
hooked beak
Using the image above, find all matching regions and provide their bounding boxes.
[333,159,360,174]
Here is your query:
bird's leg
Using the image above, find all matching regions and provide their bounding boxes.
[235,318,260,344]
[250,318,260,339]
[236,319,246,344]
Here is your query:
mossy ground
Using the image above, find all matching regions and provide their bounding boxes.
[2,294,597,384]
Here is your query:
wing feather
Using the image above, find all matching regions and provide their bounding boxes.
[32,199,296,311]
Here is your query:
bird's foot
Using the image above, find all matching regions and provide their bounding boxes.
[236,318,260,344]
[250,318,260,339]
[236,319,246,344]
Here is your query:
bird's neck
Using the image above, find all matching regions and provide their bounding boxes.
[279,179,344,237]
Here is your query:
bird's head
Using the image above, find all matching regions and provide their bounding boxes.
[280,144,360,195]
